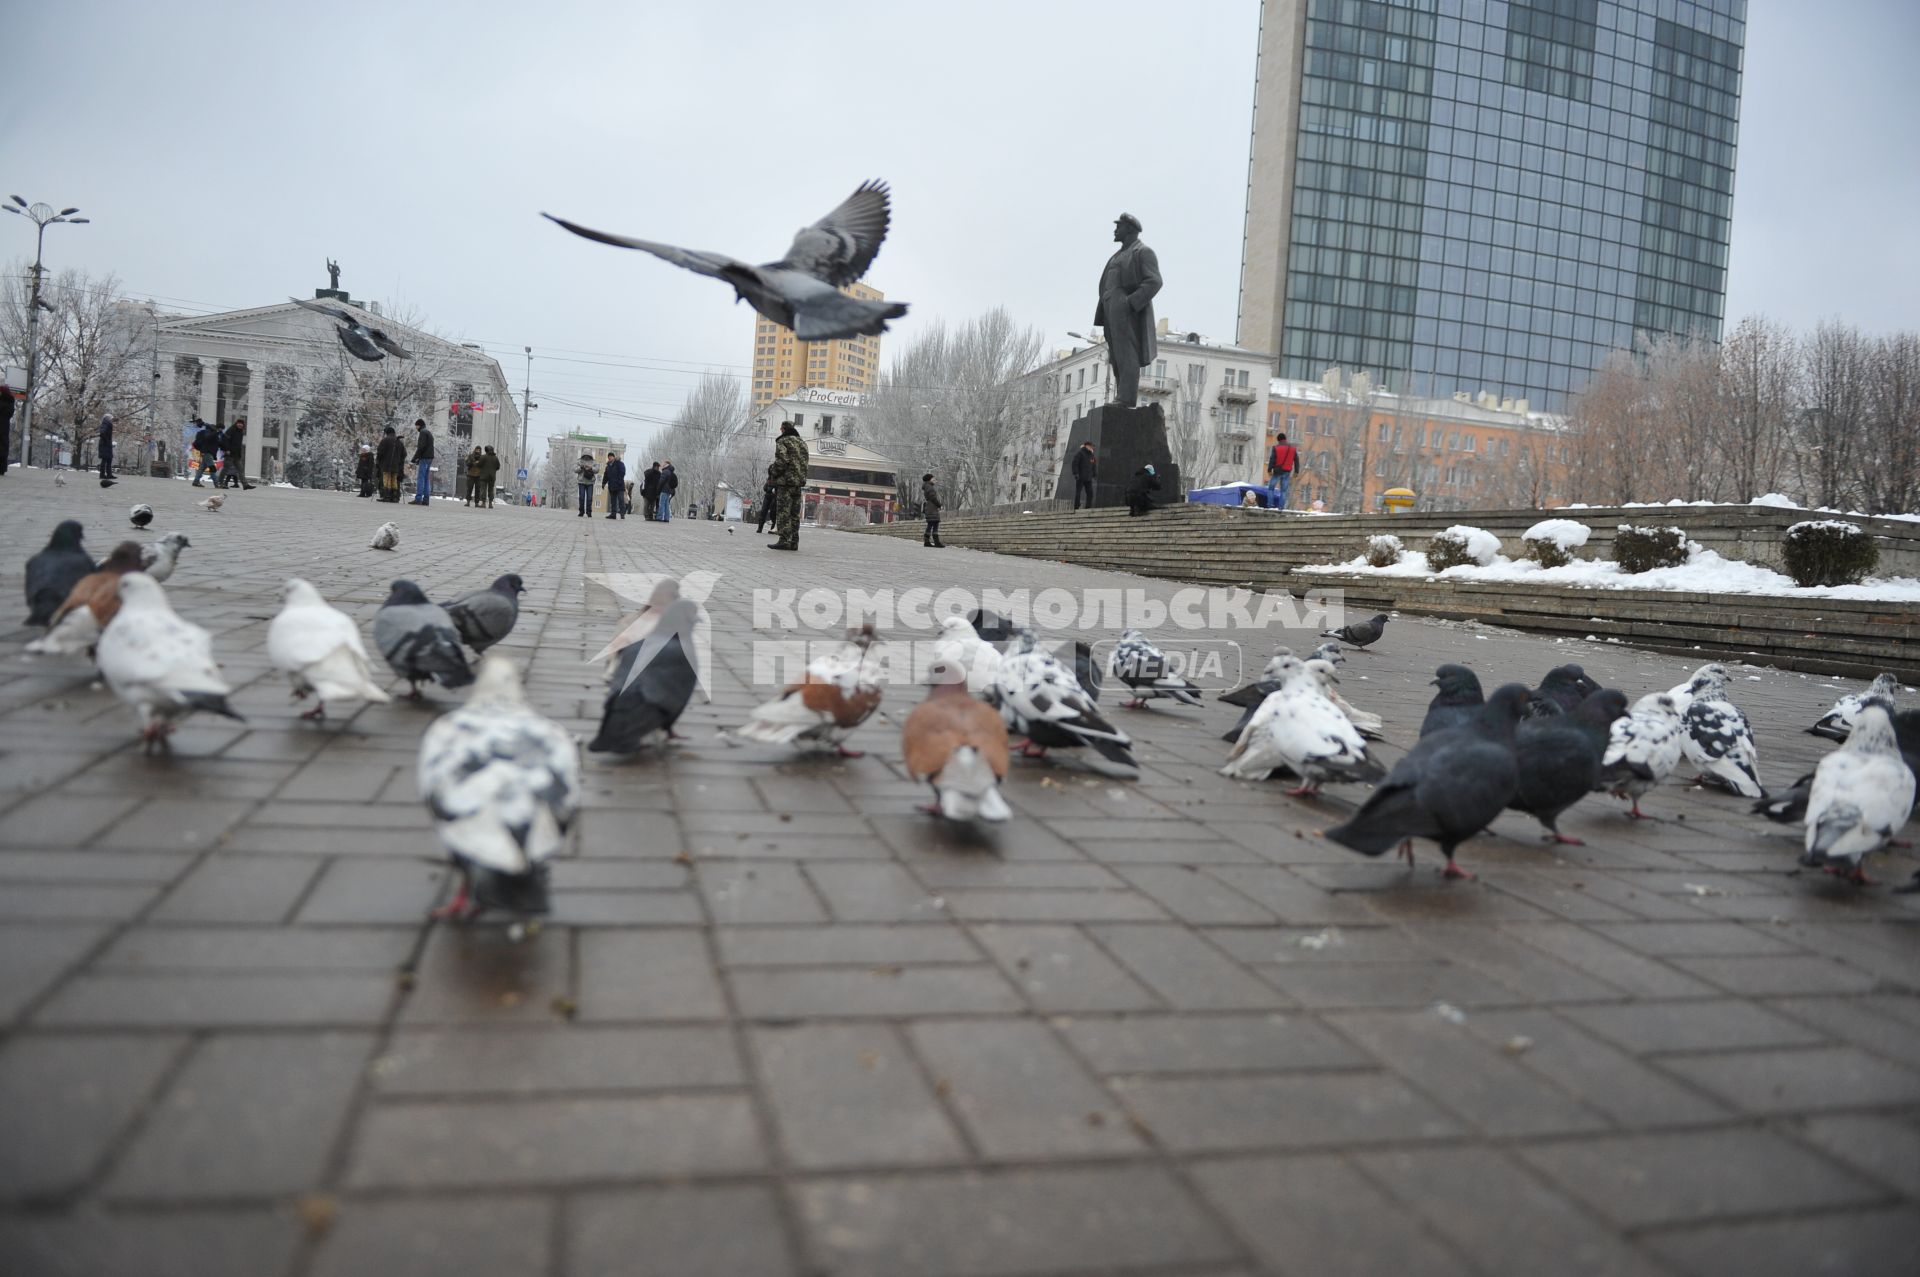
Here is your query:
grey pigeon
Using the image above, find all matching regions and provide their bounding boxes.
[445,574,524,653]
[374,579,475,698]
[1419,664,1485,737]
[1808,673,1902,742]
[589,599,702,754]
[140,532,191,583]
[1800,701,1917,885]
[1321,612,1388,649]
[289,296,414,361]
[25,520,91,626]
[1311,641,1344,667]
[129,503,153,529]
[1108,628,1203,709]
[1326,683,1532,880]
[1511,689,1628,843]
[544,180,910,341]
[1522,664,1600,719]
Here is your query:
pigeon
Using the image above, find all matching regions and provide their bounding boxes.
[1678,670,1763,798]
[730,623,882,756]
[1511,689,1628,843]
[1321,612,1388,649]
[24,520,92,626]
[52,473,67,488]
[544,180,910,341]
[369,521,399,551]
[1420,664,1485,737]
[993,629,1138,779]
[445,574,524,653]
[1311,641,1344,667]
[95,573,244,751]
[418,655,579,920]
[1808,673,1902,742]
[289,296,414,361]
[1310,660,1385,740]
[373,579,476,698]
[1221,657,1385,794]
[1666,662,1727,708]
[1073,639,1104,704]
[1597,692,1687,818]
[1761,708,1920,825]
[1326,683,1531,880]
[902,668,1012,822]
[931,614,1003,701]
[589,597,702,754]
[139,532,191,583]
[1800,702,1918,885]
[268,578,392,720]
[590,578,681,670]
[1220,650,1293,743]
[1108,628,1203,709]
[129,503,154,529]
[200,492,225,511]
[25,542,146,656]
[1523,664,1601,719]
[969,607,1015,644]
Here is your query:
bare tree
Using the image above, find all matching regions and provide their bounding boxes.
[1165,360,1222,490]
[1857,330,1920,515]
[0,264,148,466]
[1799,320,1869,509]
[1713,314,1798,502]
[652,372,754,516]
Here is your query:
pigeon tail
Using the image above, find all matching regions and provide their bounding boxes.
[935,746,1010,823]
[793,292,908,341]
[182,691,245,722]
[1325,786,1422,856]
[469,862,552,916]
[1754,773,1813,824]
[1081,735,1141,779]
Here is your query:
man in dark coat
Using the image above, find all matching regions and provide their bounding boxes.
[768,422,808,551]
[355,443,375,497]
[409,418,434,504]
[1094,213,1162,408]
[0,379,13,475]
[220,418,254,489]
[756,464,777,534]
[602,451,628,519]
[656,462,679,522]
[1126,464,1161,517]
[376,426,406,502]
[479,445,500,507]
[97,413,117,487]
[1071,441,1097,509]
[640,462,662,520]
[191,417,221,486]
[920,472,945,548]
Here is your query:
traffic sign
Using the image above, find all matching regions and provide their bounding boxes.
[516,468,529,481]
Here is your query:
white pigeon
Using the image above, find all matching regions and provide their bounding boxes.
[1304,657,1384,739]
[1597,692,1687,818]
[931,614,1003,701]
[95,573,244,751]
[1221,657,1385,793]
[1808,673,1902,742]
[200,492,225,512]
[418,655,579,920]
[1677,669,1763,797]
[1108,628,1203,709]
[1801,702,1918,884]
[369,521,399,551]
[268,578,392,720]
[993,629,1138,778]
[730,624,883,757]
[52,473,67,488]
[140,532,191,583]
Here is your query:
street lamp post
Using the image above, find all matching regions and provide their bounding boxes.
[4,198,90,467]
[519,345,535,482]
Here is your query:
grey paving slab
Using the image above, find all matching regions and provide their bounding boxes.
[566,1184,797,1277]
[752,1023,966,1168]
[0,1033,186,1199]
[310,1197,554,1277]
[0,1208,301,1277]
[907,1018,1143,1158]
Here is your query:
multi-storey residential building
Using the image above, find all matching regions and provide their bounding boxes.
[1237,0,1744,411]
[749,283,886,407]
[745,387,901,523]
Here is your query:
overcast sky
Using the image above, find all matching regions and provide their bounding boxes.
[4,1,1912,452]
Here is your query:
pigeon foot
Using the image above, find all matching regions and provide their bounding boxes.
[1440,860,1475,881]
[299,704,326,721]
[1397,841,1416,866]
[1546,832,1585,845]
[1824,863,1875,886]
[429,881,476,921]
[1284,784,1321,798]
[1120,697,1146,710]
[834,744,866,759]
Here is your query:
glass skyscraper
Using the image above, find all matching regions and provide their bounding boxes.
[1236,0,1743,410]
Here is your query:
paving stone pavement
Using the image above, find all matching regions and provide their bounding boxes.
[1,472,1917,1277]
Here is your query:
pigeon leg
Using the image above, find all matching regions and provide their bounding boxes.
[291,687,309,701]
[1008,737,1031,750]
[915,801,943,816]
[1397,840,1416,866]
[666,729,692,742]
[299,701,326,721]
[835,744,866,759]
[1440,858,1475,881]
[1284,783,1321,798]
[1626,798,1650,819]
[1887,838,1913,850]
[1019,743,1049,758]
[405,681,424,703]
[429,873,473,921]
[1545,830,1585,846]
[1825,863,1877,887]
[1120,697,1146,710]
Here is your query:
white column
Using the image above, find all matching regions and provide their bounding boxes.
[198,356,219,424]
[246,360,266,481]
[156,355,177,466]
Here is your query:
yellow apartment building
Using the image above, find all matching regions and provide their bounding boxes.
[749,282,886,407]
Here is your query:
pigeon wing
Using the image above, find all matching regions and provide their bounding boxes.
[369,328,413,360]
[289,296,355,323]
[778,180,891,286]
[542,214,754,283]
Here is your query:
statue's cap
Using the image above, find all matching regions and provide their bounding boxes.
[1116,212,1142,232]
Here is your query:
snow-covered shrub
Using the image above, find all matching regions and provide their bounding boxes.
[1782,520,1878,587]
[815,501,869,529]
[1522,518,1591,568]
[1425,525,1500,571]
[1364,534,1403,568]
[1611,525,1689,573]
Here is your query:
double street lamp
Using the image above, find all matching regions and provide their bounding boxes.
[5,197,91,466]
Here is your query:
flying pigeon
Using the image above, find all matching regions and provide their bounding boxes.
[129,503,154,529]
[1108,628,1203,709]
[993,629,1138,779]
[1522,664,1601,719]
[268,578,392,720]
[1800,702,1918,885]
[200,492,225,512]
[373,579,476,699]
[1420,664,1485,737]
[25,542,146,656]
[418,655,579,920]
[1311,641,1344,667]
[931,614,1004,701]
[24,520,92,627]
[730,623,883,756]
[95,573,244,751]
[445,574,524,653]
[589,597,702,754]
[1221,657,1384,795]
[1761,708,1920,824]
[1597,692,1687,818]
[1510,688,1628,843]
[1808,673,1903,742]
[140,532,191,583]
[369,521,399,551]
[544,180,910,342]
[902,669,1012,822]
[289,296,414,361]
[1321,612,1388,649]
[1326,683,1531,879]
[1678,669,1763,798]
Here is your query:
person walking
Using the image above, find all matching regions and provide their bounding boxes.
[376,425,406,502]
[1266,432,1298,509]
[1125,464,1161,517]
[408,418,434,504]
[463,446,484,505]
[190,417,221,486]
[639,461,662,521]
[221,418,255,489]
[768,421,808,551]
[656,461,678,522]
[575,451,597,516]
[479,445,500,507]
[97,413,118,488]
[756,464,778,534]
[1071,441,1097,509]
[602,451,628,519]
[0,379,13,476]
[920,472,945,547]
[355,443,375,497]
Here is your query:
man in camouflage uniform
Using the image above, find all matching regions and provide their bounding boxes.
[768,420,809,551]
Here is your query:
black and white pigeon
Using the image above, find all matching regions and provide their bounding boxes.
[994,629,1138,779]
[969,606,1015,644]
[589,598,702,755]
[1108,628,1203,709]
[369,521,399,552]
[1808,673,1903,742]
[1511,688,1628,843]
[139,532,190,583]
[1073,639,1103,704]
[418,655,579,921]
[24,520,91,626]
[289,296,414,361]
[1311,641,1344,667]
[1800,701,1917,886]
[1673,665,1763,797]
[1597,692,1687,818]
[129,503,153,529]
[931,614,1004,701]
[96,573,244,751]
[1326,683,1531,880]
[445,574,525,653]
[1761,707,1920,825]
[1321,612,1388,649]
[1221,650,1293,743]
[544,180,910,342]
[1420,664,1485,737]
[373,579,475,699]
[1522,664,1601,719]
[1221,657,1384,794]
[268,578,392,720]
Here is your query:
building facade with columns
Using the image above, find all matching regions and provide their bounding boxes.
[745,387,900,523]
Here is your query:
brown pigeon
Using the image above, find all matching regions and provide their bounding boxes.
[26,542,146,656]
[731,624,881,757]
[902,672,1012,822]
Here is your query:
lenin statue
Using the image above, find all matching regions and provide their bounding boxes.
[1094,214,1163,408]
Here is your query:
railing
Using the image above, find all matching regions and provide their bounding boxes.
[1138,375,1177,397]
[1217,382,1260,405]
